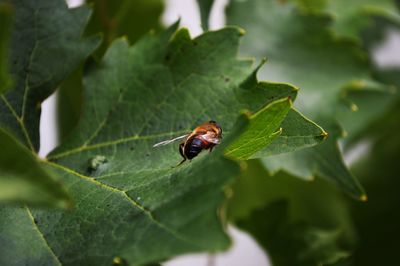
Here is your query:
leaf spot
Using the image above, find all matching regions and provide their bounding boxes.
[88,155,108,173]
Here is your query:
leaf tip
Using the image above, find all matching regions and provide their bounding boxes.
[360,194,368,202]
[350,103,359,112]
[308,175,316,181]
[261,57,267,64]
[239,109,253,119]
[120,35,129,42]
[286,96,294,106]
[320,130,329,140]
[112,256,125,265]
[237,27,246,36]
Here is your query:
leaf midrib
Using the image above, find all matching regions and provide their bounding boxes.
[48,129,190,160]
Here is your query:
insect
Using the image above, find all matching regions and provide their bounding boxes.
[153,120,223,165]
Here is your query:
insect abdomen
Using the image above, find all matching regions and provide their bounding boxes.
[185,138,204,159]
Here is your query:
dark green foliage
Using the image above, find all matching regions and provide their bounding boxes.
[0,128,70,206]
[0,5,323,264]
[1,0,399,265]
[0,0,100,151]
[0,2,12,94]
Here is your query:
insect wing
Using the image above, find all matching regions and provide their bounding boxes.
[153,134,189,147]
[200,132,221,144]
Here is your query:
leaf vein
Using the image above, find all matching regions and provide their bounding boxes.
[1,95,35,150]
[48,129,189,159]
[25,206,62,266]
[44,161,204,248]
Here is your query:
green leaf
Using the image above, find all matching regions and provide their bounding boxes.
[294,0,400,40]
[0,22,324,264]
[0,0,101,151]
[252,108,328,157]
[227,0,372,198]
[346,99,400,266]
[0,3,12,94]
[197,0,214,31]
[85,0,164,57]
[324,0,400,40]
[230,59,327,158]
[0,128,70,207]
[58,0,164,142]
[228,160,354,266]
[56,66,85,142]
[294,0,327,12]
[338,80,398,145]
[225,97,292,160]
[238,203,350,266]
[263,122,365,199]
[0,205,65,265]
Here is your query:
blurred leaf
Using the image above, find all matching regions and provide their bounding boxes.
[262,123,366,199]
[0,0,101,151]
[0,3,12,94]
[348,104,400,266]
[227,0,371,198]
[57,0,164,143]
[238,204,350,266]
[228,160,355,266]
[0,22,324,264]
[197,0,214,31]
[85,0,164,57]
[56,66,84,142]
[338,69,400,149]
[338,81,398,145]
[294,0,327,12]
[0,128,70,207]
[294,0,400,40]
[324,0,400,40]
[341,69,400,266]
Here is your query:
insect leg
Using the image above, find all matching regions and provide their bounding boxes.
[209,144,215,153]
[179,143,185,159]
[177,158,187,166]
[177,143,187,165]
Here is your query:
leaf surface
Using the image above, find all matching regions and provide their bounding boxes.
[0,0,100,206]
[0,22,324,265]
[58,0,164,141]
[348,98,400,266]
[0,128,70,207]
[227,0,371,198]
[225,97,292,160]
[85,0,164,57]
[228,160,355,266]
[0,0,100,151]
[252,108,328,157]
[0,2,12,94]
[324,0,400,40]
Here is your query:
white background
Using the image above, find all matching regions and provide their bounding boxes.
[38,1,400,265]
